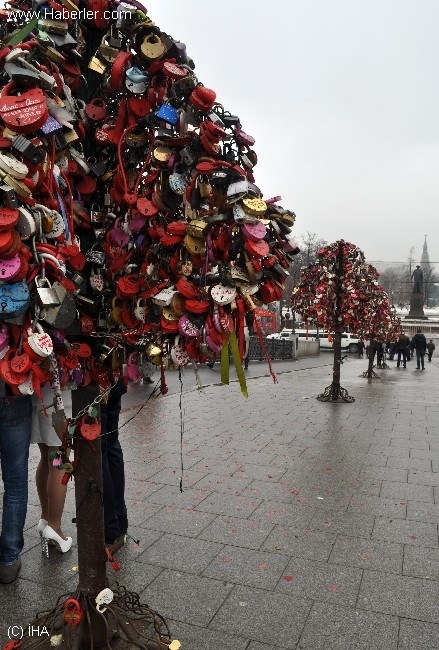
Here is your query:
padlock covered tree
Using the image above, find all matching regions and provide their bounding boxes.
[291,240,397,401]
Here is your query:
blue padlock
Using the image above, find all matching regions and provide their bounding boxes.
[155,104,178,126]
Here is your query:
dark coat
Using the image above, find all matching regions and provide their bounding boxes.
[412,333,427,352]
[396,334,410,351]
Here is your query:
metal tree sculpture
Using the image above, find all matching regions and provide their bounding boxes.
[357,268,400,379]
[291,240,397,402]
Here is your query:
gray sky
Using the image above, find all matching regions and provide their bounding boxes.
[148,0,439,268]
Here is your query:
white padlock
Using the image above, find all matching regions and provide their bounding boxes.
[95,587,114,613]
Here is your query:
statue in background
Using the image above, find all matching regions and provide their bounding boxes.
[411,265,424,293]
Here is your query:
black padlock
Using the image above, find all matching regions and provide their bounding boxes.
[11,135,45,164]
[90,160,108,177]
[0,185,19,208]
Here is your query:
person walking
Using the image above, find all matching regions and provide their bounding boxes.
[0,389,32,584]
[412,328,427,370]
[357,340,365,358]
[427,339,435,362]
[395,331,410,368]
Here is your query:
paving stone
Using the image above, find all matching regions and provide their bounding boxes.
[232,463,288,482]
[386,456,432,471]
[406,501,439,523]
[347,495,407,518]
[359,466,408,482]
[249,501,315,529]
[403,545,439,580]
[241,480,305,503]
[398,619,439,650]
[143,484,212,508]
[144,467,209,488]
[368,445,408,458]
[262,525,337,561]
[308,512,375,537]
[359,569,439,621]
[209,584,311,647]
[408,471,439,487]
[191,473,254,495]
[372,517,438,547]
[0,580,62,633]
[142,506,216,537]
[297,602,399,650]
[328,535,403,573]
[167,620,249,650]
[380,481,434,503]
[141,569,233,627]
[198,516,274,550]
[202,545,289,590]
[137,533,222,573]
[195,492,262,518]
[276,556,362,606]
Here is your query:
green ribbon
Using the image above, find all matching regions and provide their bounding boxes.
[229,331,248,398]
[5,17,39,46]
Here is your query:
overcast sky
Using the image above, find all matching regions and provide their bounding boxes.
[148,0,439,268]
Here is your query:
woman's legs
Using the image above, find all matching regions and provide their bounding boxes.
[36,444,69,539]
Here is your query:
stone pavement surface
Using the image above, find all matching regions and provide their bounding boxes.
[1,353,439,649]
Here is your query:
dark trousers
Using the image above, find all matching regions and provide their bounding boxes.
[415,350,425,369]
[428,351,433,362]
[101,380,128,542]
[397,350,407,367]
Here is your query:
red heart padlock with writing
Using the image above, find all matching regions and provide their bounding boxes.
[0,84,48,134]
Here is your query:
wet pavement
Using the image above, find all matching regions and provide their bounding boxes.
[1,352,439,649]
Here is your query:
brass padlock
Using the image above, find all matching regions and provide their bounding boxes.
[35,276,61,308]
[99,36,119,63]
[90,204,104,225]
[88,53,107,74]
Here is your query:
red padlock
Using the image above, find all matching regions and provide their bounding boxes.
[64,598,83,626]
[84,98,107,122]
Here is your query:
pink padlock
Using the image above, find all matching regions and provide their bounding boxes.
[0,254,21,280]
[242,222,267,242]
[110,217,130,247]
[126,352,142,382]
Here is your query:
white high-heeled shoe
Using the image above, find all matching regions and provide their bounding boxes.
[37,519,48,534]
[42,526,72,556]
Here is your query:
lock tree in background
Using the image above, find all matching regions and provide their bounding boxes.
[291,240,400,402]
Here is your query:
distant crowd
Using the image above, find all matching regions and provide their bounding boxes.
[358,329,435,370]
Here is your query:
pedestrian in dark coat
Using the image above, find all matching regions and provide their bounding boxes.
[395,332,410,368]
[412,329,427,370]
[427,340,435,362]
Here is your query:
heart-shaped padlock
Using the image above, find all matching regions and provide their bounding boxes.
[84,98,107,122]
[0,84,48,134]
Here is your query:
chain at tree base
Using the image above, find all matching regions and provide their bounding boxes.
[317,383,355,403]
[17,586,173,649]
[360,369,381,379]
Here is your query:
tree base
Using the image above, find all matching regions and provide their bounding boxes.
[360,370,381,379]
[317,383,355,403]
[377,362,391,369]
[20,584,173,650]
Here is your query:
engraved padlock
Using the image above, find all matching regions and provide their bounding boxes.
[89,268,105,292]
[90,204,104,226]
[35,276,61,308]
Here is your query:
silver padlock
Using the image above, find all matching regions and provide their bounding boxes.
[97,311,108,328]
[90,204,104,225]
[41,282,76,329]
[35,276,61,308]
